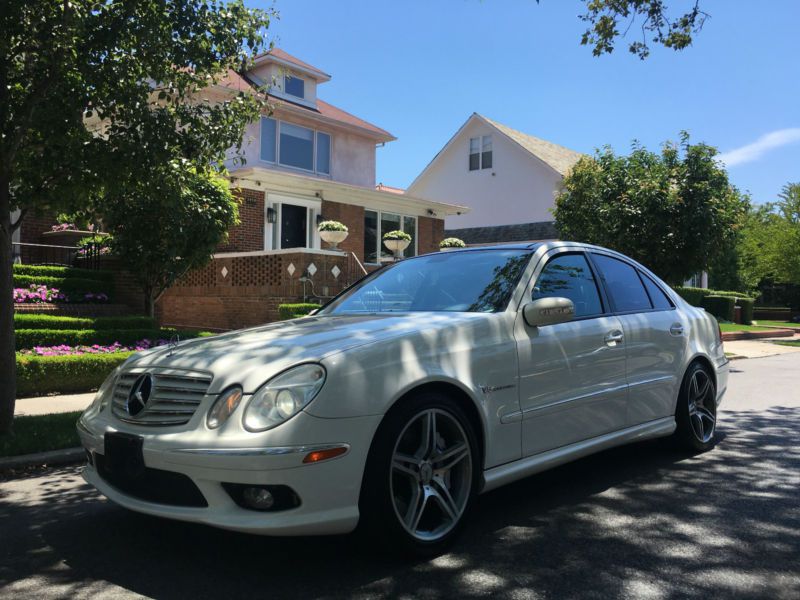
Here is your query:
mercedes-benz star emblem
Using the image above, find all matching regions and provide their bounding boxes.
[126,373,153,417]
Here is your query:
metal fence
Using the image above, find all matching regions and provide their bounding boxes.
[11,241,104,270]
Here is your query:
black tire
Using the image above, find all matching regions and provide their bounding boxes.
[674,361,718,453]
[357,391,480,557]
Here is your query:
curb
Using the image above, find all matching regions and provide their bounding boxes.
[0,447,84,472]
[721,328,794,342]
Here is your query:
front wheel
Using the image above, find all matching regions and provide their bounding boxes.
[358,393,479,556]
[674,362,718,452]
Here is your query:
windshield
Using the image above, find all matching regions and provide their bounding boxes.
[322,249,532,314]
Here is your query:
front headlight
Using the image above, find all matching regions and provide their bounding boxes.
[243,364,326,432]
[83,366,119,419]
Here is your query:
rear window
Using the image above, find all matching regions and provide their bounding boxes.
[640,272,673,310]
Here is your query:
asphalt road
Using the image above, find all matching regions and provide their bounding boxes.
[1,354,799,599]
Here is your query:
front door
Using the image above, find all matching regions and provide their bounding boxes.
[281,203,308,249]
[515,251,629,456]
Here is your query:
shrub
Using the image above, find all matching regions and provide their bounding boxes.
[701,296,736,322]
[16,352,133,397]
[15,328,211,350]
[0,411,84,457]
[439,237,466,249]
[14,314,156,331]
[317,220,348,232]
[278,303,321,320]
[12,264,114,282]
[382,230,411,242]
[13,285,66,304]
[674,286,752,307]
[738,297,755,325]
[13,275,113,296]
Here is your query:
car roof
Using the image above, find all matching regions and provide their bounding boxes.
[428,241,614,253]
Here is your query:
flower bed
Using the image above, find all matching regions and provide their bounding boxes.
[18,339,169,357]
[13,284,109,304]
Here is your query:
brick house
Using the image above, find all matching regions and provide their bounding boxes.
[158,49,466,329]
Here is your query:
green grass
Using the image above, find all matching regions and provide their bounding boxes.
[0,412,82,457]
[756,320,800,329]
[773,341,800,347]
[719,323,771,333]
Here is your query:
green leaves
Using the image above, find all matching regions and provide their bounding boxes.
[554,134,748,284]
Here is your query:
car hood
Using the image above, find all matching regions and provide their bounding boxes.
[126,313,482,393]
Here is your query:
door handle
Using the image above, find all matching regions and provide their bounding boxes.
[669,323,684,336]
[604,330,624,346]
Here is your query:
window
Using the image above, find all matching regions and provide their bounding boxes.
[260,118,331,175]
[260,117,277,162]
[363,210,417,263]
[324,250,532,314]
[469,138,480,171]
[591,254,651,313]
[481,135,492,169]
[533,253,603,318]
[316,132,330,175]
[469,135,492,171]
[640,272,674,310]
[285,75,304,99]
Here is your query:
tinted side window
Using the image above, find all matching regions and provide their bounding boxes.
[640,272,673,310]
[591,254,652,312]
[533,253,603,318]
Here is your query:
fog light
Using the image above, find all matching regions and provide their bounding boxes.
[242,486,275,510]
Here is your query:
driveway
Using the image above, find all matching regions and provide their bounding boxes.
[1,354,798,599]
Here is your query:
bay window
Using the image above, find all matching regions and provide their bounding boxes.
[260,117,331,175]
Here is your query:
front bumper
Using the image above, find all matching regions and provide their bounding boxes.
[78,411,382,536]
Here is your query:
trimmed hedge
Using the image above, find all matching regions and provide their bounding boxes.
[674,286,753,307]
[701,296,736,322]
[738,298,755,325]
[15,328,211,350]
[16,352,133,397]
[12,264,114,282]
[13,274,113,296]
[278,303,321,320]
[14,314,156,331]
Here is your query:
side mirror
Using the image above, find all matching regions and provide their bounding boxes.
[523,297,575,327]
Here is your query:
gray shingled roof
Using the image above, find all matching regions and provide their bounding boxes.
[446,221,559,246]
[480,115,584,176]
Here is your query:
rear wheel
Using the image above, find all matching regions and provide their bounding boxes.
[674,362,717,452]
[358,393,479,556]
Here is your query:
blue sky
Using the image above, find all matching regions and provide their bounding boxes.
[255,0,800,203]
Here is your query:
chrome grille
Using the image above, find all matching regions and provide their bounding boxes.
[111,368,213,426]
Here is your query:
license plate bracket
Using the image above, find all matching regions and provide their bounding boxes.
[103,432,145,478]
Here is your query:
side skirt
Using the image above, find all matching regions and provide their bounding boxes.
[481,417,676,493]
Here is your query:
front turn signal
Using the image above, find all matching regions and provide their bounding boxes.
[302,446,348,464]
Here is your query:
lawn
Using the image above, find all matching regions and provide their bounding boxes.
[718,323,771,333]
[773,341,800,347]
[0,412,82,457]
[756,320,800,329]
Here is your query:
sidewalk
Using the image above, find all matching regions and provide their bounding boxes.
[15,392,95,416]
[724,333,800,359]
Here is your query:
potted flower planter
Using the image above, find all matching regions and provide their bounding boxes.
[319,229,349,249]
[383,238,410,258]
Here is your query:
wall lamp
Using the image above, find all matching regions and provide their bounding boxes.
[267,207,277,224]
[316,214,325,226]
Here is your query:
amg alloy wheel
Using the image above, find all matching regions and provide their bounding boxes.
[675,362,717,452]
[359,393,478,555]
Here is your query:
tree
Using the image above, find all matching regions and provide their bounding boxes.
[0,1,273,432]
[576,0,709,59]
[553,134,748,285]
[101,165,238,317]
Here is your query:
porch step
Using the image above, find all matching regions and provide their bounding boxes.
[14,303,135,317]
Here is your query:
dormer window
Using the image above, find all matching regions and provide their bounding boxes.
[469,135,492,171]
[260,117,331,175]
[285,75,305,99]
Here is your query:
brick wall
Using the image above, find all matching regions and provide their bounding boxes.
[320,199,364,258]
[418,216,445,255]
[219,188,265,253]
[158,251,353,330]
[97,257,146,314]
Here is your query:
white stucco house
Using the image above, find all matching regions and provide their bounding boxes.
[407,113,584,245]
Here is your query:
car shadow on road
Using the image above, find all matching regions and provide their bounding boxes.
[1,407,798,599]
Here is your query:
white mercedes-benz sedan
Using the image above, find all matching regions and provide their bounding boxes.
[78,241,728,554]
